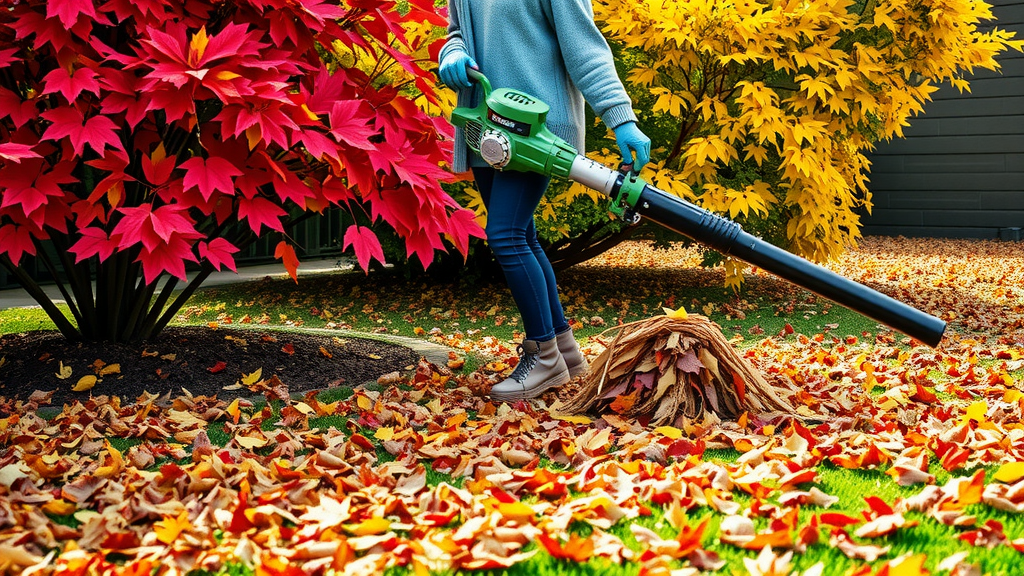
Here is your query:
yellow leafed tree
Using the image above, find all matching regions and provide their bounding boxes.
[591,0,1021,285]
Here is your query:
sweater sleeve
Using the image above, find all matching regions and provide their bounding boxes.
[548,0,637,130]
[439,0,469,64]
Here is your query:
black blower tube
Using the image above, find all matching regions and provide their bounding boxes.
[634,186,946,347]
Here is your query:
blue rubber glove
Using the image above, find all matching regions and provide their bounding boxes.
[613,121,651,173]
[439,50,478,90]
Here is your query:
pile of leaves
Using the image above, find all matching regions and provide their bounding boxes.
[562,312,796,425]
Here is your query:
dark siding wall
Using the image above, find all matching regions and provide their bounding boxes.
[863,0,1024,239]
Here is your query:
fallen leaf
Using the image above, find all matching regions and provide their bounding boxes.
[72,375,97,392]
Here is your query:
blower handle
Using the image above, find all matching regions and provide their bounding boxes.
[466,68,492,97]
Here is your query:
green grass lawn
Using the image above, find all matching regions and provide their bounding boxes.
[5,254,1019,575]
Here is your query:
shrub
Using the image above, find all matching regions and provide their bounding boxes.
[0,0,482,342]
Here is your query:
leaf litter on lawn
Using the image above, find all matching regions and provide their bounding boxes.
[2,238,1024,574]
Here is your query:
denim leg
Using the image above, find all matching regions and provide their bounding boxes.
[525,217,569,334]
[472,167,557,341]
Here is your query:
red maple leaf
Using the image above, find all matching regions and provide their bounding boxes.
[198,238,240,272]
[180,156,242,201]
[141,144,176,186]
[0,143,40,163]
[446,208,484,257]
[0,87,39,128]
[136,234,198,284]
[41,65,101,102]
[0,224,37,265]
[237,196,286,234]
[40,107,123,155]
[342,225,386,273]
[113,204,199,252]
[329,100,377,150]
[69,227,119,263]
[46,0,97,29]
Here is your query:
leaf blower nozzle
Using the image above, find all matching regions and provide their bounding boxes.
[450,70,946,348]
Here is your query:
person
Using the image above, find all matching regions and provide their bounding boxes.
[437,0,651,401]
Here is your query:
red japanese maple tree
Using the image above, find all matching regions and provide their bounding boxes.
[0,0,482,342]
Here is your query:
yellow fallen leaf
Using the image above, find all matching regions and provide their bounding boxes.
[241,368,263,387]
[95,441,123,479]
[496,501,536,522]
[99,363,120,376]
[653,426,683,439]
[294,402,315,415]
[554,414,592,425]
[160,354,176,361]
[72,375,97,392]
[1004,389,1023,403]
[962,401,988,424]
[355,395,373,411]
[55,361,72,380]
[226,398,241,424]
[346,517,391,536]
[663,305,688,319]
[235,435,268,450]
[154,510,191,544]
[42,499,76,516]
[994,461,1024,483]
[374,427,395,441]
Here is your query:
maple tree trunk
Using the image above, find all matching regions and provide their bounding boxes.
[5,217,308,344]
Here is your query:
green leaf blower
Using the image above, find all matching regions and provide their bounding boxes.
[450,70,946,347]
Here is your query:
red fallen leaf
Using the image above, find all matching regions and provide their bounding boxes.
[349,433,375,451]
[281,343,295,355]
[958,519,1006,549]
[100,532,140,550]
[537,533,595,562]
[229,480,255,533]
[864,496,895,517]
[821,513,862,527]
[910,383,939,403]
[207,361,227,373]
[941,446,971,472]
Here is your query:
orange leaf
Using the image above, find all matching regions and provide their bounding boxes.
[537,533,595,562]
[274,241,300,283]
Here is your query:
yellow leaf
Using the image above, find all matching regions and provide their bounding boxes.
[654,426,683,439]
[962,401,988,424]
[994,462,1024,483]
[235,435,268,449]
[95,441,123,479]
[42,499,76,516]
[154,510,191,545]
[99,363,120,376]
[346,517,391,536]
[356,395,373,411]
[226,398,241,424]
[72,375,97,392]
[241,368,263,387]
[497,501,536,522]
[55,361,72,380]
[554,414,592,424]
[374,427,395,441]
[662,306,688,320]
[294,402,316,415]
[189,27,210,63]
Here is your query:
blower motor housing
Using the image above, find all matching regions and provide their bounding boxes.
[450,74,577,177]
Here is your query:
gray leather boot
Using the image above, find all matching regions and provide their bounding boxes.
[556,328,589,378]
[489,338,570,401]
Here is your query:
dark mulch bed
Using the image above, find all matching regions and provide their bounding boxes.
[0,326,419,407]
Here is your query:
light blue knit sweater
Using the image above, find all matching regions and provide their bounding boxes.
[439,0,638,173]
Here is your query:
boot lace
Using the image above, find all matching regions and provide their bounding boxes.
[508,344,539,383]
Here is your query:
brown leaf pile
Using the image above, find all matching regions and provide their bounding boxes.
[562,314,796,425]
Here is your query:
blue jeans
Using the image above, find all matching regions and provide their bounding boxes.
[473,167,569,342]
